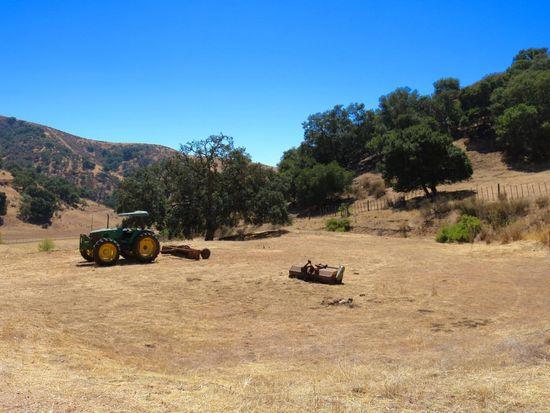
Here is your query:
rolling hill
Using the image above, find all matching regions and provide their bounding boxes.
[0,115,177,203]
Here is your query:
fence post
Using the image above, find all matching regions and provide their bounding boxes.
[497,183,500,198]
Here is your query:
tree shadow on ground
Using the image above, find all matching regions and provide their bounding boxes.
[75,259,159,267]
[293,198,355,218]
[219,229,289,241]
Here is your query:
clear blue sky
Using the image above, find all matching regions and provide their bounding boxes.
[1,1,548,165]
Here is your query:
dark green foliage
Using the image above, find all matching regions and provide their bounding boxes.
[495,104,549,162]
[430,78,462,139]
[42,176,80,206]
[371,124,472,196]
[116,135,289,240]
[82,158,96,170]
[301,104,377,169]
[0,192,7,216]
[458,48,550,161]
[278,147,316,200]
[493,67,550,161]
[115,163,168,230]
[436,215,481,243]
[459,73,507,141]
[378,87,432,130]
[295,161,353,207]
[9,165,81,207]
[19,186,58,225]
[508,48,550,74]
[325,217,351,232]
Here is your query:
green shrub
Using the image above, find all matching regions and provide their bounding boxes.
[325,217,351,232]
[38,238,54,252]
[436,215,482,243]
[295,161,353,207]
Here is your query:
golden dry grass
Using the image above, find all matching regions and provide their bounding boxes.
[1,231,549,412]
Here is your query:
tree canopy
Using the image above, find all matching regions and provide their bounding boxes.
[370,125,472,197]
[116,135,289,240]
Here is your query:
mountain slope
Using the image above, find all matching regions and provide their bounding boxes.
[0,115,177,202]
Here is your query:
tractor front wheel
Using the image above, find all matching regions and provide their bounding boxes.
[93,238,120,266]
[133,233,160,263]
[80,248,94,262]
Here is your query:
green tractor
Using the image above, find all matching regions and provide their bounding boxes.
[79,211,160,266]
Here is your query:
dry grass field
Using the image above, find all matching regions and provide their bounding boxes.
[1,230,549,412]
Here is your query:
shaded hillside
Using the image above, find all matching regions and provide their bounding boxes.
[0,115,176,203]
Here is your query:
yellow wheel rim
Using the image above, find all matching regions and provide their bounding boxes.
[98,243,117,262]
[137,237,156,258]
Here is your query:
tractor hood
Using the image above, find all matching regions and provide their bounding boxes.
[90,228,118,234]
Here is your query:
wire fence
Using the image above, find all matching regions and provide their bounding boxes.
[313,181,550,217]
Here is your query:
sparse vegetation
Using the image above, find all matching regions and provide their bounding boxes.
[359,177,386,199]
[535,196,549,209]
[325,217,351,232]
[0,116,174,205]
[454,198,529,229]
[37,238,54,252]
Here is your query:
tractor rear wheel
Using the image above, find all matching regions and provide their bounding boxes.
[93,238,120,266]
[133,232,160,263]
[80,247,94,262]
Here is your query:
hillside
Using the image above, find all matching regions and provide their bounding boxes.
[0,115,177,203]
[0,169,122,242]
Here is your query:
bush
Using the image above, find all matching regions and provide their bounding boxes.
[436,215,482,243]
[325,217,351,232]
[38,238,54,252]
[19,186,59,225]
[295,161,353,207]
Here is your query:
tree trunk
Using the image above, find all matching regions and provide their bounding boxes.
[204,227,216,241]
[421,184,430,198]
[430,184,438,199]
